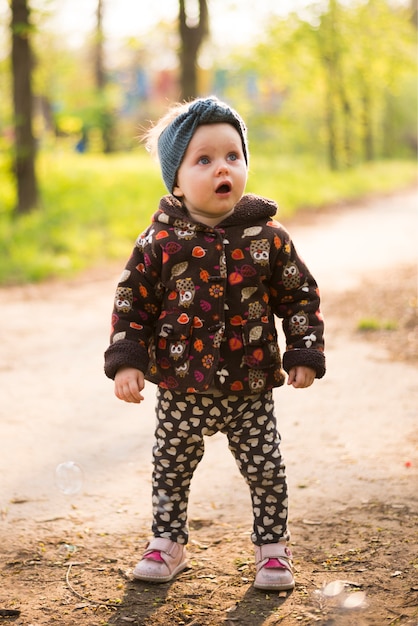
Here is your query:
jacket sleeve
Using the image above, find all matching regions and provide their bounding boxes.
[104,227,163,380]
[269,225,325,379]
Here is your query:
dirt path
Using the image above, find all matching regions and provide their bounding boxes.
[0,188,417,625]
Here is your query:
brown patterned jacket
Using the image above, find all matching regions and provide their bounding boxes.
[104,193,325,395]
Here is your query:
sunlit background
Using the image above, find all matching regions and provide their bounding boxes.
[0,0,416,283]
[42,0,304,48]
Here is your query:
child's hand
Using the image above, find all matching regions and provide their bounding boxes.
[114,367,145,403]
[287,366,315,389]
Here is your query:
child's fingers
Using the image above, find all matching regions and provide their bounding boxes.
[115,379,144,403]
[287,367,315,388]
[287,368,296,386]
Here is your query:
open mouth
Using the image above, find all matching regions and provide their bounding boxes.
[216,182,231,194]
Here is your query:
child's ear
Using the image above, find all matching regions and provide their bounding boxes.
[172,184,183,197]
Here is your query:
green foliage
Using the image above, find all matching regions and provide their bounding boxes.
[221,0,417,167]
[0,150,164,284]
[0,149,416,285]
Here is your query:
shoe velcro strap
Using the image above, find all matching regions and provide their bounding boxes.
[145,537,180,558]
[256,544,291,564]
[263,557,291,571]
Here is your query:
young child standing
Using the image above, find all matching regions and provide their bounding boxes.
[104,96,325,591]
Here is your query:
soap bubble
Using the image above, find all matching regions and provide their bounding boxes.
[322,580,345,597]
[58,543,77,556]
[318,581,368,613]
[341,591,367,609]
[55,461,84,495]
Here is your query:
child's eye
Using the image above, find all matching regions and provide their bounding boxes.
[198,156,210,165]
[228,153,238,161]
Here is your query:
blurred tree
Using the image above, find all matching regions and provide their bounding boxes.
[316,0,357,169]
[344,0,417,161]
[410,0,417,27]
[179,0,208,99]
[316,0,342,169]
[95,0,105,91]
[94,0,114,152]
[228,0,416,167]
[11,0,38,213]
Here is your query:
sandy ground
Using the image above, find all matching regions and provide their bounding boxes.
[0,187,417,625]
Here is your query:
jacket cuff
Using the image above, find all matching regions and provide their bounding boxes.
[282,349,326,379]
[104,339,149,380]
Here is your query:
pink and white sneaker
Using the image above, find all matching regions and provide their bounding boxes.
[254,542,295,591]
[133,537,187,583]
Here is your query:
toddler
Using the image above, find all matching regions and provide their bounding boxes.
[104,96,325,591]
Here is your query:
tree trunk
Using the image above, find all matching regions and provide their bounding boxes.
[324,59,339,170]
[361,87,374,161]
[11,0,38,214]
[410,0,417,28]
[179,0,209,100]
[318,0,354,169]
[95,0,105,90]
[317,1,340,170]
[95,0,114,153]
[339,84,353,167]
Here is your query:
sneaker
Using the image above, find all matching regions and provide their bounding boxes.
[132,537,187,583]
[254,542,295,591]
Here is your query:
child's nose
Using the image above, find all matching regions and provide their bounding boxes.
[216,160,229,174]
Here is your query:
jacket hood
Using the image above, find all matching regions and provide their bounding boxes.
[152,193,278,227]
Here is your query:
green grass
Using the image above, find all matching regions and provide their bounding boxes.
[247,154,418,216]
[0,150,416,284]
[357,318,398,332]
[0,151,164,284]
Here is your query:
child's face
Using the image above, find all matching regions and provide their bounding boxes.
[173,123,248,225]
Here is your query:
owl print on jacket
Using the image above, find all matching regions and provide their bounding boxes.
[174,221,196,240]
[282,261,301,290]
[249,369,267,392]
[289,311,309,335]
[176,277,196,307]
[170,340,187,360]
[249,239,270,265]
[115,287,133,313]
[248,301,264,320]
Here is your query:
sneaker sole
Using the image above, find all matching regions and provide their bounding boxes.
[254,579,295,591]
[132,560,188,583]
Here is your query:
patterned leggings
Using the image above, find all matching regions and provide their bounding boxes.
[151,388,289,546]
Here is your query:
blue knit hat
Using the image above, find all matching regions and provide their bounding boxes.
[157,96,248,193]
